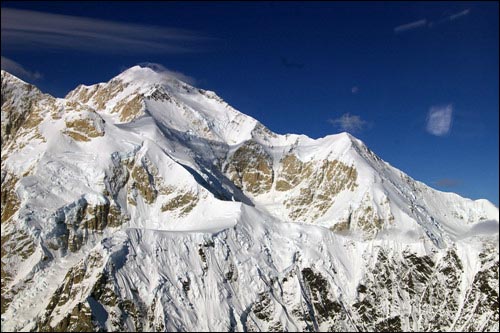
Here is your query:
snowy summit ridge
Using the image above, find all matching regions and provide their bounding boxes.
[1,66,498,332]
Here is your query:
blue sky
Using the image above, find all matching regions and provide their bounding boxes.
[1,1,498,205]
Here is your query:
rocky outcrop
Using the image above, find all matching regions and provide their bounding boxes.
[128,157,174,206]
[1,71,48,149]
[275,154,313,191]
[36,252,105,331]
[52,196,125,253]
[1,227,36,314]
[282,158,358,221]
[224,141,274,195]
[63,111,105,142]
[66,80,126,110]
[161,192,199,216]
[66,79,146,123]
[113,94,144,122]
[1,171,20,224]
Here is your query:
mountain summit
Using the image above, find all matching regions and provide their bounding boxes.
[1,67,498,332]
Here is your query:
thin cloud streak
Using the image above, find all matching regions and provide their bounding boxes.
[394,19,427,33]
[395,8,471,34]
[1,56,42,80]
[136,63,197,85]
[449,9,470,21]
[426,105,453,136]
[329,113,368,133]
[1,8,212,54]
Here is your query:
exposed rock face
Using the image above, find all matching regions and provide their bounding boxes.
[1,68,498,332]
[1,172,20,224]
[113,94,144,122]
[161,192,198,216]
[49,195,126,253]
[1,71,40,146]
[348,192,393,237]
[1,227,36,314]
[36,252,105,332]
[128,157,175,206]
[1,70,48,151]
[275,154,313,191]
[66,80,126,110]
[66,79,145,123]
[63,111,105,142]
[129,162,158,205]
[282,158,358,221]
[224,141,274,195]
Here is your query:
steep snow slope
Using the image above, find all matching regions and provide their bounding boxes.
[30,206,498,332]
[1,67,498,332]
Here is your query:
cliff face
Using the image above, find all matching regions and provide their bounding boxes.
[1,67,498,332]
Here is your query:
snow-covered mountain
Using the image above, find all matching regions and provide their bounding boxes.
[1,66,498,332]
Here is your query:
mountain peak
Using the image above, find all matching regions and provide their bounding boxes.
[115,65,172,85]
[115,64,194,88]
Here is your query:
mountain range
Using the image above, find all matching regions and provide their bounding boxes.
[1,66,498,332]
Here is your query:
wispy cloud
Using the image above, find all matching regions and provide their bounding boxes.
[351,86,359,94]
[136,62,196,85]
[434,178,462,187]
[1,8,212,54]
[329,113,368,133]
[426,104,453,136]
[394,19,428,33]
[448,9,471,21]
[1,56,42,80]
[394,8,471,34]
